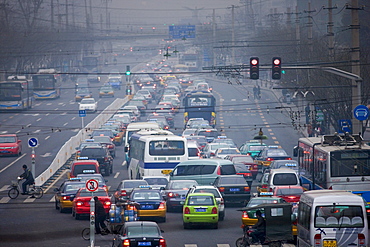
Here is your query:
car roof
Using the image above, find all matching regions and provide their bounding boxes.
[187,192,215,197]
[124,221,160,227]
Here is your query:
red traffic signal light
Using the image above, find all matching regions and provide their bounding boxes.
[250,57,259,80]
[31,153,36,159]
[272,57,282,80]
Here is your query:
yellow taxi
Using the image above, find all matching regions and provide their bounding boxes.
[241,197,297,239]
[256,173,269,196]
[101,123,125,146]
[54,179,85,213]
[254,145,292,172]
[129,186,166,222]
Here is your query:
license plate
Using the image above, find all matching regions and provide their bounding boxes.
[195,208,207,212]
[161,169,172,175]
[323,240,337,247]
[138,242,151,246]
[230,188,240,192]
[141,205,154,210]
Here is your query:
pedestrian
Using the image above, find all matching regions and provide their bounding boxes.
[94,196,110,235]
[257,85,261,99]
[253,86,257,99]
[19,165,34,195]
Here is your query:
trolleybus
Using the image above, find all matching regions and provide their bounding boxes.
[32,69,61,99]
[127,129,188,179]
[294,134,370,202]
[0,76,34,110]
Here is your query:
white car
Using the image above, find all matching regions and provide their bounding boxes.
[79,98,97,112]
[121,105,140,118]
[214,147,240,159]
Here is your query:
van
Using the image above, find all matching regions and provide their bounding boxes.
[187,140,201,160]
[169,159,236,185]
[298,190,368,247]
[267,168,300,191]
[68,159,100,178]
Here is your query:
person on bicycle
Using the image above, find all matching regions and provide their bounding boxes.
[94,196,110,235]
[19,165,34,195]
[249,210,266,244]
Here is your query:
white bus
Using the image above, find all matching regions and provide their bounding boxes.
[127,130,188,179]
[124,122,160,164]
[297,190,368,247]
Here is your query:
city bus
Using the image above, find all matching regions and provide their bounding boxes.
[294,134,370,202]
[124,122,161,164]
[127,130,188,179]
[183,91,216,128]
[32,69,61,99]
[0,76,34,110]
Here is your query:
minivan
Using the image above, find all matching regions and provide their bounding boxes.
[169,159,236,185]
[267,168,300,191]
[298,190,368,247]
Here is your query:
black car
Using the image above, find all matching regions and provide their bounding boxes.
[78,146,113,176]
[112,221,166,247]
[213,175,251,205]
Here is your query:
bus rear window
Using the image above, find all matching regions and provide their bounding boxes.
[149,141,185,156]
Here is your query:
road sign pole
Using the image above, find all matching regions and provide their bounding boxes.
[31,148,35,181]
[90,197,95,247]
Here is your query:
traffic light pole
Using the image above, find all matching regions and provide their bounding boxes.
[31,148,35,182]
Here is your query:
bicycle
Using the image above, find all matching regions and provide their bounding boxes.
[8,177,44,199]
[82,219,111,241]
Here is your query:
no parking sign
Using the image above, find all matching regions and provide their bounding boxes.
[86,179,99,192]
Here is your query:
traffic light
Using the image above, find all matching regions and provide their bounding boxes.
[272,57,282,80]
[126,65,131,76]
[249,57,259,80]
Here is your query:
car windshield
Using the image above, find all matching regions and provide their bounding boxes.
[64,183,85,193]
[132,191,161,200]
[122,181,148,189]
[247,198,282,207]
[79,190,107,197]
[217,149,239,155]
[126,226,159,237]
[194,189,220,198]
[0,136,16,143]
[92,136,112,143]
[81,99,95,104]
[80,148,106,157]
[170,181,197,189]
[267,149,288,156]
[249,145,266,151]
[232,156,254,163]
[144,178,168,186]
[73,165,98,176]
[188,195,214,206]
[276,188,304,196]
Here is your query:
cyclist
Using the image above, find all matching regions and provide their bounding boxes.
[19,165,34,195]
[249,210,266,244]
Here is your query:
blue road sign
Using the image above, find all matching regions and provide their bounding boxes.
[353,105,369,121]
[79,110,86,117]
[28,137,38,148]
[169,25,196,39]
[338,119,352,133]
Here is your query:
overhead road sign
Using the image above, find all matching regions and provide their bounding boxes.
[169,25,196,39]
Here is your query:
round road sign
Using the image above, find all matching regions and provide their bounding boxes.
[86,179,99,192]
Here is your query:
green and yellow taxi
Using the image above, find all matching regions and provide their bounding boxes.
[239,140,267,158]
[99,84,114,98]
[182,193,219,229]
[54,179,85,213]
[129,186,166,223]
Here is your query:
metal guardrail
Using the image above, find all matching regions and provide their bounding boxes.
[35,97,129,187]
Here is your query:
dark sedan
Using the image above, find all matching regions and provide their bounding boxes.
[213,175,250,205]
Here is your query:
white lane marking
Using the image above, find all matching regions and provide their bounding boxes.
[0,185,9,192]
[45,113,50,116]
[49,197,55,202]
[217,245,230,247]
[26,124,31,128]
[61,112,67,115]
[63,122,68,126]
[34,129,41,133]
[184,245,197,247]
[114,172,120,179]
[121,161,126,167]
[40,153,52,157]
[71,117,76,120]
[0,131,7,134]
[36,118,42,122]
[0,153,26,173]
[0,197,10,204]
[45,136,50,140]
[24,197,36,203]
[231,99,236,101]
[15,130,21,133]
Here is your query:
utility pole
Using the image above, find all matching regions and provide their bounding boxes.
[212,9,216,66]
[347,0,363,135]
[65,0,69,30]
[304,2,316,53]
[324,0,337,60]
[231,5,235,65]
[51,0,54,30]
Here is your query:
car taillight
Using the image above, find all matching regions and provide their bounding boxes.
[262,184,268,189]
[121,190,127,196]
[210,152,215,156]
[242,211,249,219]
[216,166,221,175]
[62,196,70,200]
[159,238,166,247]
[212,207,218,214]
[219,187,225,192]
[107,144,114,148]
[247,152,252,156]
[105,201,111,206]
[286,157,292,160]
[314,234,321,247]
[167,192,178,198]
[266,158,274,161]
[164,126,169,130]
[123,239,130,246]
[76,201,84,206]
[159,202,165,209]
[184,207,190,214]
[244,187,250,192]
[358,233,366,246]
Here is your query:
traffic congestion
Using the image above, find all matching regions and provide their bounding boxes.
[3,8,370,245]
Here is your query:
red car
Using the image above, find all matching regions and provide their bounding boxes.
[272,185,305,204]
[71,188,111,220]
[224,154,258,179]
[0,134,22,156]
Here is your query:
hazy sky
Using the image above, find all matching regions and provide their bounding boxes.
[110,0,241,26]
